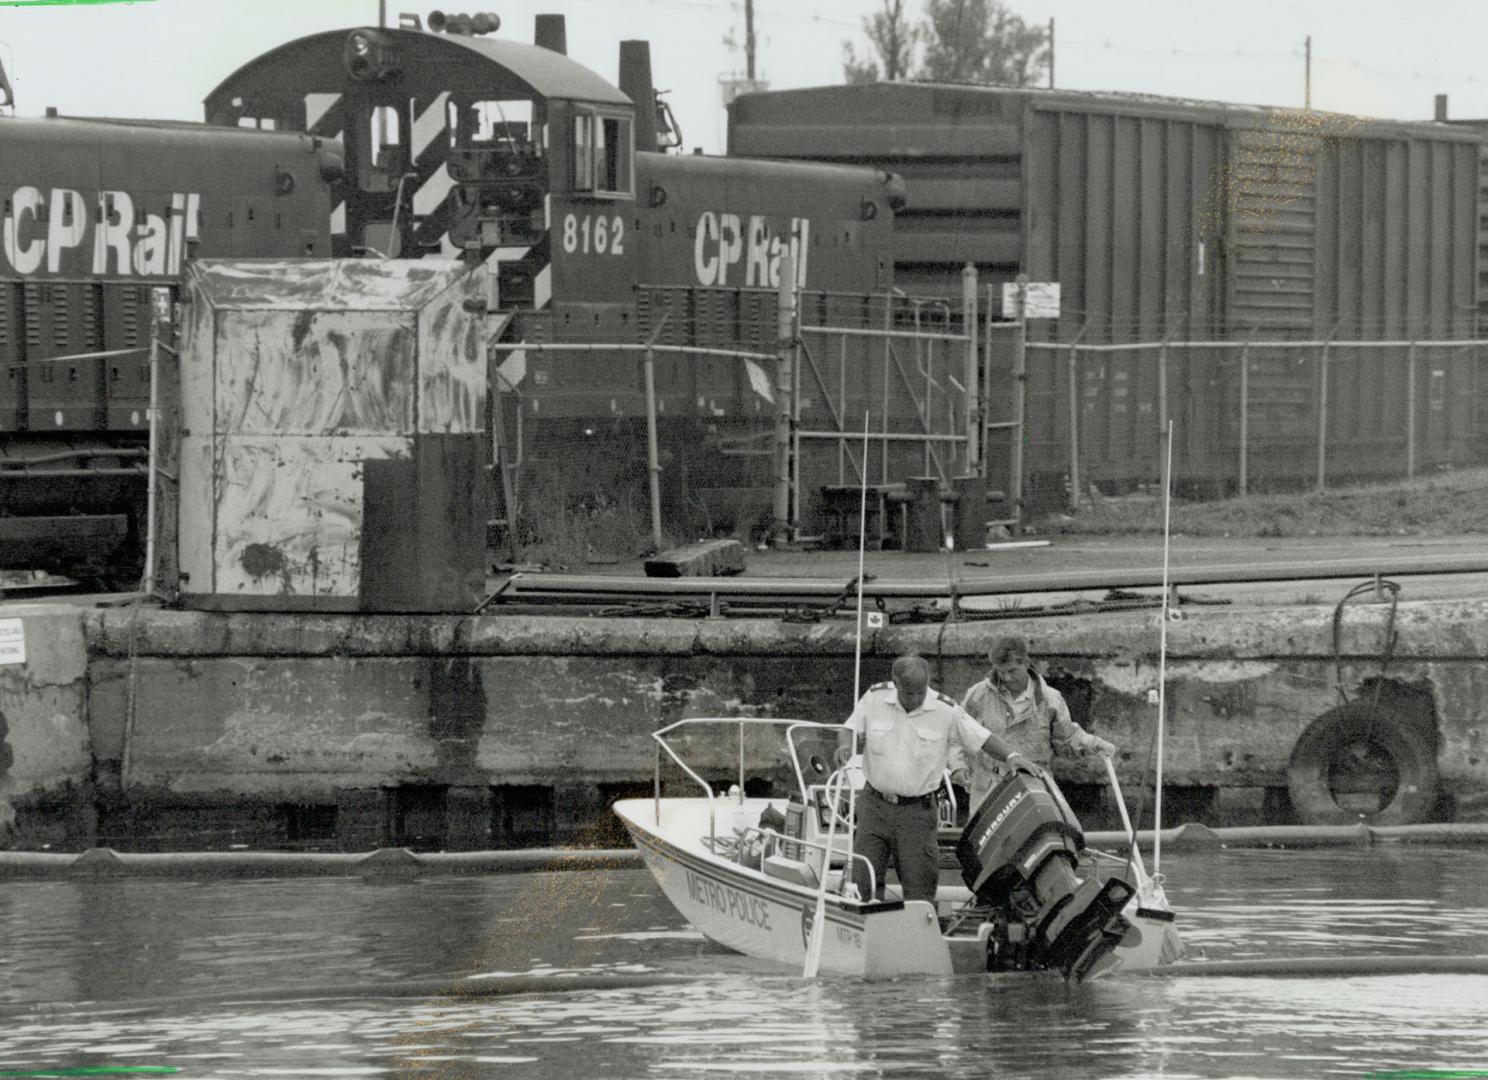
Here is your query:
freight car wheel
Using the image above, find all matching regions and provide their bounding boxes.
[1286,702,1436,826]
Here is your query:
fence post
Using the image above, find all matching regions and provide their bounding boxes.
[790,284,803,538]
[1157,331,1169,462]
[1066,321,1089,510]
[1157,323,1180,484]
[144,286,172,596]
[1406,339,1419,478]
[1238,328,1256,496]
[881,287,892,483]
[772,253,797,545]
[642,344,664,552]
[1315,325,1338,494]
[962,263,980,474]
[1010,279,1028,533]
[984,285,996,492]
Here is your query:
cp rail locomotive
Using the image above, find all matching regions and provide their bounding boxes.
[0,115,341,583]
[205,13,917,554]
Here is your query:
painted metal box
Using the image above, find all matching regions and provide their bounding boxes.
[176,258,492,612]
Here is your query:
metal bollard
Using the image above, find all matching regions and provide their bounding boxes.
[950,475,987,552]
[905,477,942,553]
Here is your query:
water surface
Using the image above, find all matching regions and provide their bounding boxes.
[3,846,1487,1078]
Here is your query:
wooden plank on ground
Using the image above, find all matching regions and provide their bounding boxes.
[644,539,747,578]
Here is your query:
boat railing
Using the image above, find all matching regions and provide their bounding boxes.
[733,823,878,902]
[649,716,841,849]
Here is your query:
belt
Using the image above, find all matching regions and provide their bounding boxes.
[865,783,935,807]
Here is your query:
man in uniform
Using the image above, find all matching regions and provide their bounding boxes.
[959,635,1117,810]
[834,653,1035,903]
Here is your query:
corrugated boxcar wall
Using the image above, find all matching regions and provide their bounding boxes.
[728,84,1027,299]
[1022,104,1228,492]
[1226,117,1480,485]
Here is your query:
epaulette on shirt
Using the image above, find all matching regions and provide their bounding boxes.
[935,691,957,707]
[870,680,894,691]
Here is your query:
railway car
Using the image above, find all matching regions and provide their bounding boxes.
[731,82,1487,501]
[205,15,928,548]
[0,114,341,583]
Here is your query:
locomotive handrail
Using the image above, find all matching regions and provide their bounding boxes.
[800,324,969,343]
[9,346,148,367]
[1,448,148,467]
[489,341,777,362]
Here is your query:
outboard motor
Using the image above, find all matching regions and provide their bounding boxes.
[956,770,1136,980]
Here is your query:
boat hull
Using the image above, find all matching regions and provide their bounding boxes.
[616,798,956,977]
[616,797,1181,979]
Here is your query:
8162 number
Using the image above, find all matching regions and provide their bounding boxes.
[561,213,626,255]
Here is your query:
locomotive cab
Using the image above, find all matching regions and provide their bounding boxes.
[205,16,636,307]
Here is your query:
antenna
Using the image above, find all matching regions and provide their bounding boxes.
[1152,419,1174,880]
[806,411,871,980]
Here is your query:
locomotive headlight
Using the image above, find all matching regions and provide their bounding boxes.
[343,29,401,81]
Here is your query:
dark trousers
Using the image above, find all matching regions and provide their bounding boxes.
[850,790,939,903]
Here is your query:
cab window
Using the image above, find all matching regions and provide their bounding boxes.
[572,109,632,197]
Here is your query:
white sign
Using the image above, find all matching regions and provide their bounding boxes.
[0,619,24,666]
[1001,281,1061,320]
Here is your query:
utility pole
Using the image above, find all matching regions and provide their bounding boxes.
[1304,35,1312,110]
[1048,18,1055,90]
[745,0,757,82]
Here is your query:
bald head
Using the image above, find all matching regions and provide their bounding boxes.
[891,654,930,713]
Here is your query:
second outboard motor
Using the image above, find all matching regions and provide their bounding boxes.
[956,770,1136,980]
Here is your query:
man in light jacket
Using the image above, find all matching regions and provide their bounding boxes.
[958,636,1117,808]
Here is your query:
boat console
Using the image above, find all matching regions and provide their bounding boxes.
[955,771,1138,980]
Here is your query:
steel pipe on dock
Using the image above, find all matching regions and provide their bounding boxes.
[502,553,1488,603]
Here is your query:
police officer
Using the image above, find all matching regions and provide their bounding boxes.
[958,635,1117,809]
[834,653,1034,903]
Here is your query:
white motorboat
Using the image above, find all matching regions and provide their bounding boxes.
[615,716,1184,980]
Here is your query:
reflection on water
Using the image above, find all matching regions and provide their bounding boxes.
[2,847,1487,1078]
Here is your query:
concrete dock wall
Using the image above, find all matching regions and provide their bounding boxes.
[8,595,1471,850]
[0,605,94,847]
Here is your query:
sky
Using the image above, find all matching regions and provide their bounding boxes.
[2,0,1488,153]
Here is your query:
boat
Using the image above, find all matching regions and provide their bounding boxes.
[614,716,1184,980]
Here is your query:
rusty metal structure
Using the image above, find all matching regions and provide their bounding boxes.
[0,116,340,582]
[172,259,492,611]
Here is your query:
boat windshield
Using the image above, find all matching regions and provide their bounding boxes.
[649,716,843,809]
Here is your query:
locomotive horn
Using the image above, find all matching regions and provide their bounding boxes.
[429,9,498,34]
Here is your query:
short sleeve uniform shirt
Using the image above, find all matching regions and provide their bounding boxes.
[844,682,992,798]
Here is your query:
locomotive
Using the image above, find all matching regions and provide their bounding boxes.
[204,13,916,555]
[0,114,341,583]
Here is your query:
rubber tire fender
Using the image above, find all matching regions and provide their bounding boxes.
[1286,701,1437,826]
